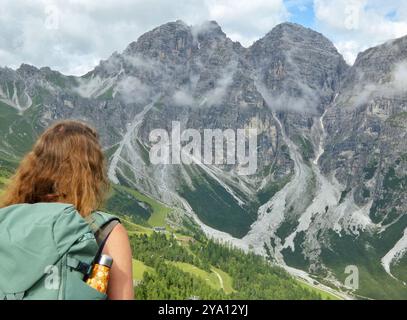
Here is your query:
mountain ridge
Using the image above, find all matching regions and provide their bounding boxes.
[8,20,347,77]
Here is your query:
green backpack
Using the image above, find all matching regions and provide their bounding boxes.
[0,202,120,300]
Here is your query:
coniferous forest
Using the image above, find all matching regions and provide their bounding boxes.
[130,229,324,300]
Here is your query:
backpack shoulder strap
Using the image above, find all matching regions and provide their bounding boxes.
[87,212,121,264]
[88,211,121,245]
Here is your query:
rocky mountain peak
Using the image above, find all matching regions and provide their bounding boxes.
[344,35,407,87]
[123,20,194,58]
[122,20,232,61]
[248,22,348,115]
[16,63,40,77]
[355,34,407,66]
[255,22,341,56]
[191,20,227,40]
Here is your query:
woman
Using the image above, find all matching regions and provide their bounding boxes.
[0,120,133,300]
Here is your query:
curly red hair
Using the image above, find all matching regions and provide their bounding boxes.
[0,120,109,216]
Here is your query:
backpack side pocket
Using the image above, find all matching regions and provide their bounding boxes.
[65,267,107,300]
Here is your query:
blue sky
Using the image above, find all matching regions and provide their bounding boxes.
[0,0,406,75]
[286,0,315,28]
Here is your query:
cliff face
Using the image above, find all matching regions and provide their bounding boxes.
[0,20,406,299]
[318,37,407,298]
[323,36,407,221]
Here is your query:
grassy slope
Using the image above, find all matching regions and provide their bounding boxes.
[122,219,153,236]
[132,259,154,281]
[170,261,226,292]
[297,280,340,300]
[0,101,41,159]
[392,254,407,283]
[112,184,171,228]
[0,176,8,196]
[178,166,257,238]
[321,229,407,300]
[212,267,234,294]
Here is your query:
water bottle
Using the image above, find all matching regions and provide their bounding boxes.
[86,254,113,294]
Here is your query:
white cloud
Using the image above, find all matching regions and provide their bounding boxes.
[205,0,288,46]
[172,90,195,107]
[0,0,287,75]
[393,61,407,91]
[348,60,407,107]
[334,40,362,66]
[116,76,151,104]
[314,0,407,65]
[1,0,407,75]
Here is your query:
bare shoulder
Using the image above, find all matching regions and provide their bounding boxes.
[102,223,132,260]
[105,223,130,248]
[102,222,134,300]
